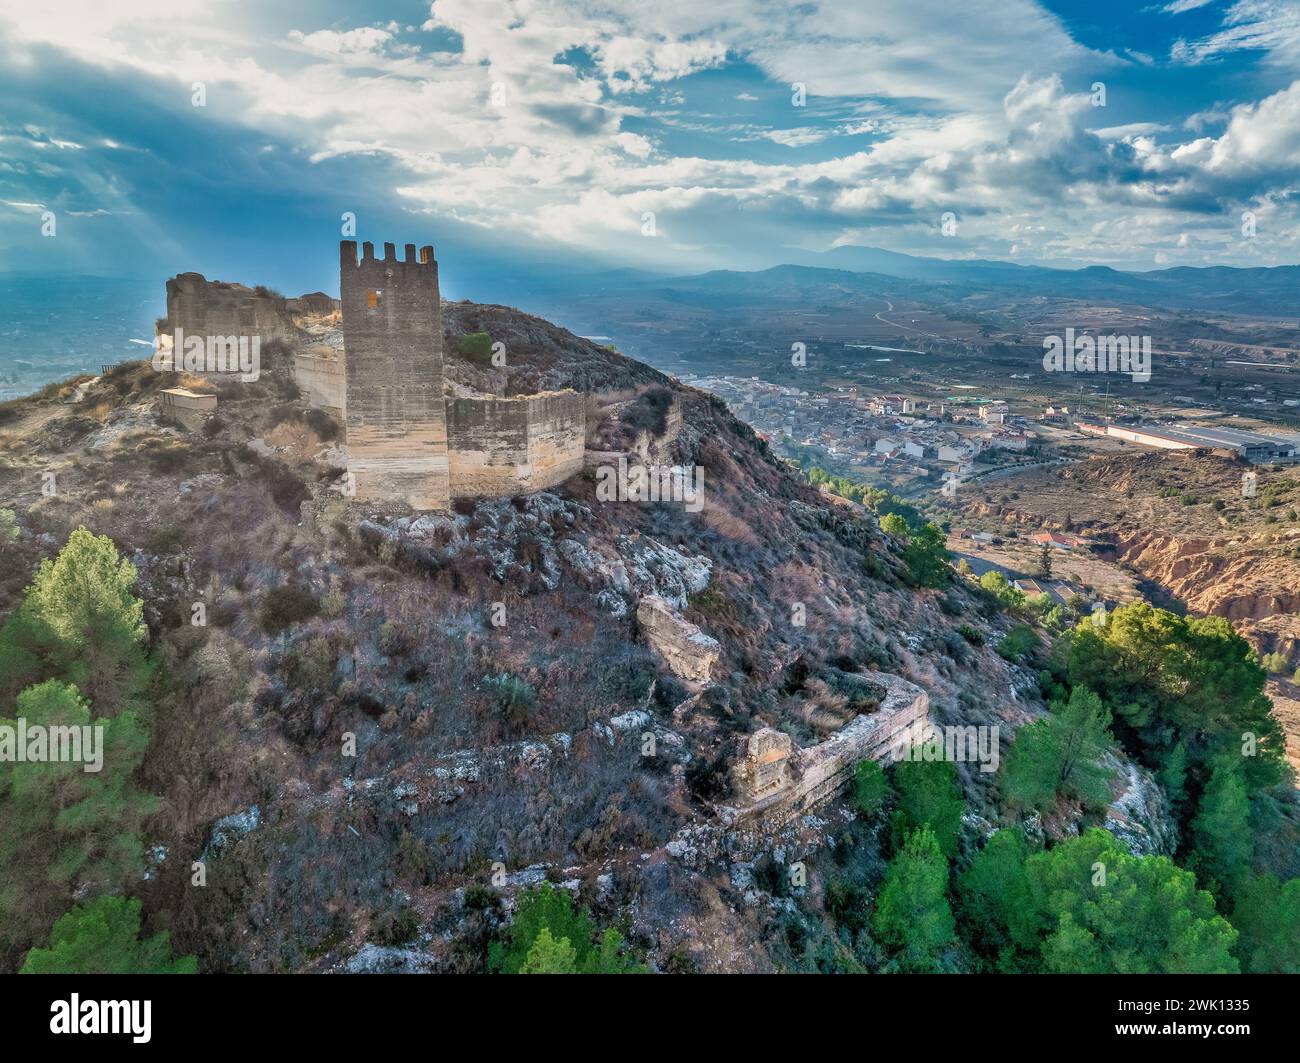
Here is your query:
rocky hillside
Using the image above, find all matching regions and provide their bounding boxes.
[0,304,1164,973]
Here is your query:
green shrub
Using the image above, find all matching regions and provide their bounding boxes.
[979,570,1024,610]
[20,896,196,974]
[997,624,1039,663]
[146,525,184,554]
[482,672,536,731]
[852,759,890,817]
[488,883,644,974]
[621,387,674,435]
[457,332,494,366]
[1260,651,1289,674]
[372,906,420,946]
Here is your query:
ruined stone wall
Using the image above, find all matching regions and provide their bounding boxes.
[446,391,586,498]
[340,240,449,511]
[293,345,346,416]
[794,674,930,809]
[164,273,298,344]
[731,672,931,822]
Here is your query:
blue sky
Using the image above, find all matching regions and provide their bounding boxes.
[1,0,1298,298]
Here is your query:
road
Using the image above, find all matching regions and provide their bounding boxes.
[961,457,1076,484]
[873,298,939,339]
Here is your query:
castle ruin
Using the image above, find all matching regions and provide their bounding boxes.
[157,240,588,511]
[164,272,301,345]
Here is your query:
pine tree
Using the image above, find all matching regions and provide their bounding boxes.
[519,928,577,974]
[956,829,1039,971]
[1231,874,1300,973]
[893,759,964,859]
[20,896,196,974]
[1003,686,1113,812]
[0,526,150,712]
[1191,763,1254,898]
[872,827,956,972]
[852,759,889,817]
[0,680,157,959]
[1029,830,1238,973]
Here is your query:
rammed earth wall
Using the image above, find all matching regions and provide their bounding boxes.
[446,391,586,498]
[340,240,450,511]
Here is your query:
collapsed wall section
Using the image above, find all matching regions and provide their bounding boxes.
[293,344,345,417]
[446,391,586,498]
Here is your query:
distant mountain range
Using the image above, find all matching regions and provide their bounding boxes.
[512,245,1300,325]
[777,245,1300,311]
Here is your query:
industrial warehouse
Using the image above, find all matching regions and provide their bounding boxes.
[1076,421,1300,463]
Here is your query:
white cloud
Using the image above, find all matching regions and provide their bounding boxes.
[286,27,397,58]
[756,128,826,147]
[1,0,1298,269]
[1172,0,1300,66]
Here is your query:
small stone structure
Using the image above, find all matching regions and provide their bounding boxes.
[636,594,720,684]
[292,342,345,418]
[736,728,794,802]
[729,672,931,822]
[158,387,217,431]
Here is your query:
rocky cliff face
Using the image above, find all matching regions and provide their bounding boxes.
[963,449,1300,659]
[1104,760,1180,858]
[1111,530,1300,617]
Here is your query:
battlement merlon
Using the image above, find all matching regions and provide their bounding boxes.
[340,239,437,274]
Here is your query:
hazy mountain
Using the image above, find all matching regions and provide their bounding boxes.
[779,246,1300,312]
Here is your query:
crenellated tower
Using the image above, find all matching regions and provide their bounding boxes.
[339,239,450,510]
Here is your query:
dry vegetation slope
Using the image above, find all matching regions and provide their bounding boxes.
[0,306,1036,972]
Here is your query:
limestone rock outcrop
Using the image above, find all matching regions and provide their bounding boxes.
[1104,759,1179,857]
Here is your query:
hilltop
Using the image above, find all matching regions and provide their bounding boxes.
[7,299,1292,975]
[0,298,1077,972]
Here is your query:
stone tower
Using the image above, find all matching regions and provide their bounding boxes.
[339,239,449,510]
